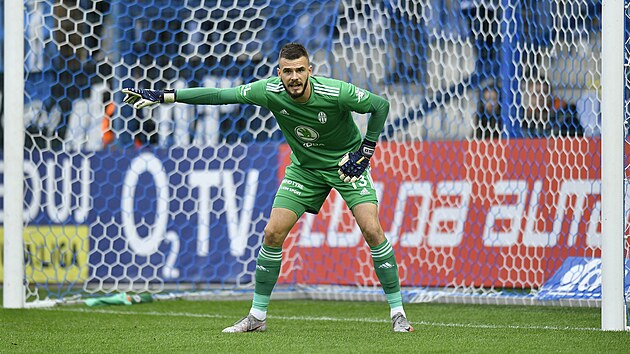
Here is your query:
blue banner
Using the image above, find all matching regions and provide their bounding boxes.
[537,257,630,300]
[9,143,281,285]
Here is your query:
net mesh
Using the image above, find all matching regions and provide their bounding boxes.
[1,0,618,306]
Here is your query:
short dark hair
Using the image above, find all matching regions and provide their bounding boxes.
[279,42,309,63]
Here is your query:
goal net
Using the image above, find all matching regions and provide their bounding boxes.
[2,0,625,309]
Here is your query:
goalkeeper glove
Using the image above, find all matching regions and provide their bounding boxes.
[122,88,176,109]
[337,139,376,183]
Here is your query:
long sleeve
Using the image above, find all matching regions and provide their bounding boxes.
[337,82,389,143]
[175,87,241,105]
[364,93,390,142]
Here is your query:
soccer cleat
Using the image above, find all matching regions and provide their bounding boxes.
[222,314,267,333]
[392,313,414,332]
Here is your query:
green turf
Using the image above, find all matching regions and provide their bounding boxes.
[2,300,629,353]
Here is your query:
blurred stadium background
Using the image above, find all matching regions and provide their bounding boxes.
[0,0,627,327]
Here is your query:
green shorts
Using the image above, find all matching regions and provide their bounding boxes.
[273,163,378,218]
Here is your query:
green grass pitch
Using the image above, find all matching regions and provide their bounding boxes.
[2,300,630,353]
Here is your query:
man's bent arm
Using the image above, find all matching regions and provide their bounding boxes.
[365,94,390,142]
[175,87,241,105]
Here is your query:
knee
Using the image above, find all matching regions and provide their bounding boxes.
[263,224,288,247]
[360,221,385,247]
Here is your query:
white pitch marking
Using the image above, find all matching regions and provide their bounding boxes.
[42,307,601,332]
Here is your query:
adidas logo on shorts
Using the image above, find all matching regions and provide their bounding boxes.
[360,188,370,195]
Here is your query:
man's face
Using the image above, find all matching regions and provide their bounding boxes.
[278,56,312,101]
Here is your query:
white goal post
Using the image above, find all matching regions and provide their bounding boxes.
[600,0,627,331]
[3,0,25,309]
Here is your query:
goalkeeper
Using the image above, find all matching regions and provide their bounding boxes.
[122,42,413,333]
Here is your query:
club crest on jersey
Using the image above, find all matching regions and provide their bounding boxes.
[317,111,327,124]
[295,125,320,142]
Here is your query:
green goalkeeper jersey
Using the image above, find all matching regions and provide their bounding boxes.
[175,76,389,169]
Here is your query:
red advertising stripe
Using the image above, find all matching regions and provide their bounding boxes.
[277,138,602,289]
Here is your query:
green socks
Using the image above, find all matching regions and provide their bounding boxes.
[371,239,405,317]
[249,241,404,320]
[250,244,282,320]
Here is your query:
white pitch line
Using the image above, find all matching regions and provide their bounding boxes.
[42,307,602,332]
[258,315,603,332]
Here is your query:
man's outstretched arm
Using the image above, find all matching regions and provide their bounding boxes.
[172,87,241,105]
[122,87,242,109]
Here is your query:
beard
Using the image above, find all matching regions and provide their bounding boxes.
[283,79,309,99]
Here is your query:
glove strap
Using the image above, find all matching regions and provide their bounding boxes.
[163,89,176,103]
[360,139,376,158]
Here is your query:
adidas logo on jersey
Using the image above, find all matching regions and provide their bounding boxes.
[280,109,290,115]
[378,262,394,269]
[360,188,370,195]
